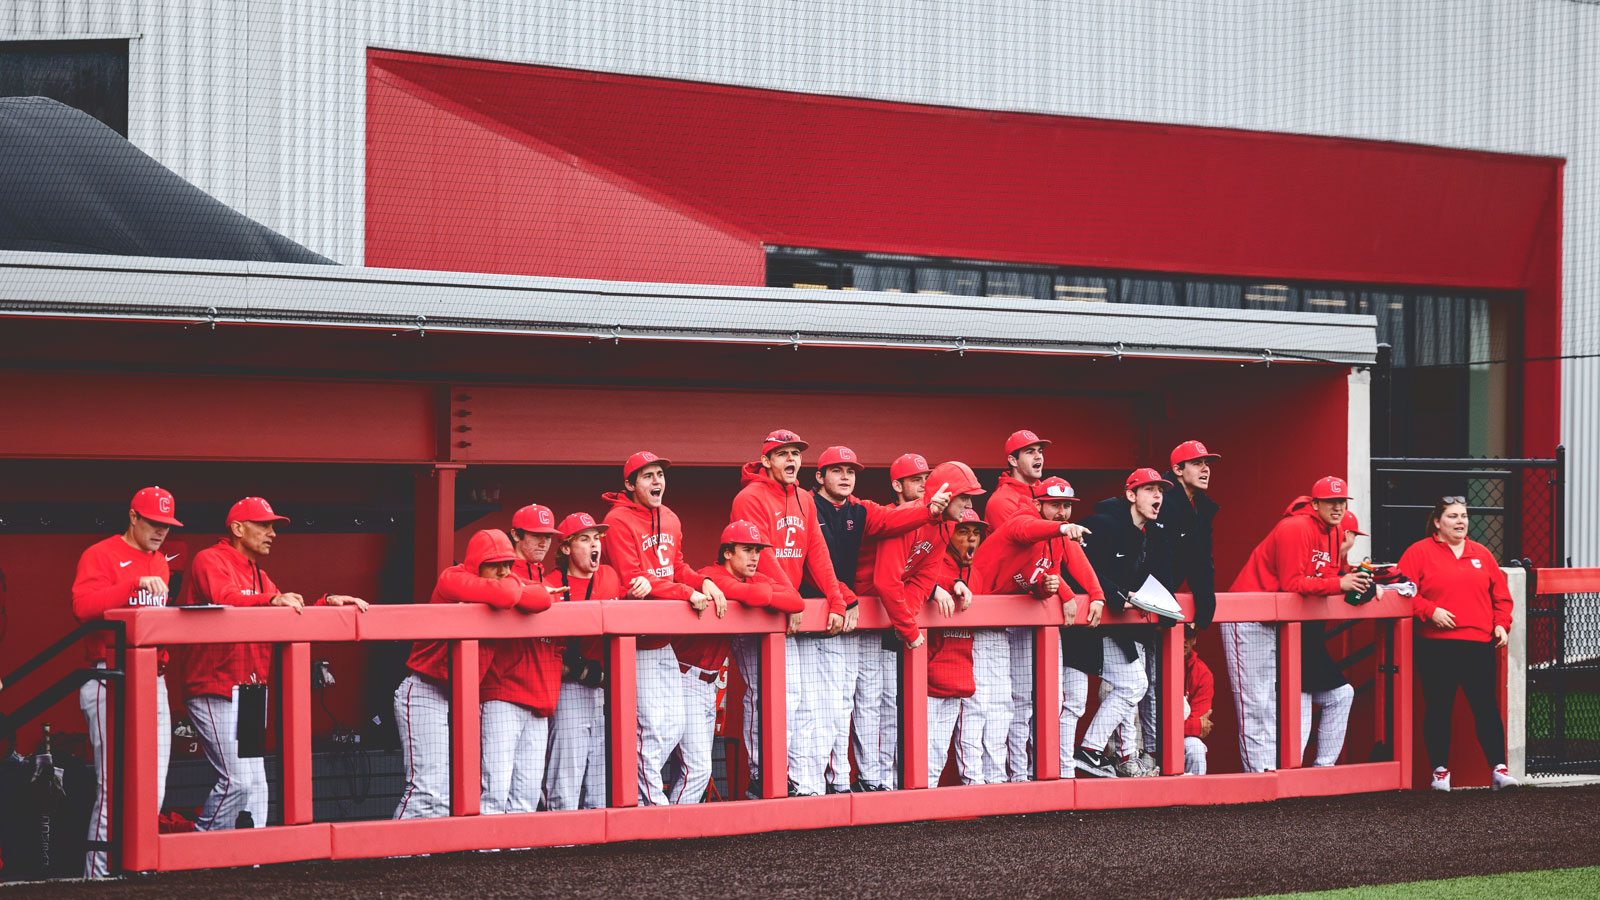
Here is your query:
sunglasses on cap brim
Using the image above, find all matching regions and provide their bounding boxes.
[1037,485,1077,499]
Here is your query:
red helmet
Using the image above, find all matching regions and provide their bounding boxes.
[816,445,864,472]
[556,512,608,542]
[1124,468,1169,492]
[926,461,986,498]
[1312,476,1350,500]
[1170,439,1221,468]
[889,453,930,482]
[511,503,559,534]
[720,519,772,548]
[623,451,670,483]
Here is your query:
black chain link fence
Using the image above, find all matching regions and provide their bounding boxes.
[1527,581,1600,775]
[1370,450,1564,568]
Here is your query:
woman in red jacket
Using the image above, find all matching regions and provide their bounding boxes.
[1397,496,1517,792]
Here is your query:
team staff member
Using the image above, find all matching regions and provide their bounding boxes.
[809,446,943,794]
[1399,497,1519,792]
[680,521,805,803]
[1067,469,1175,779]
[988,430,1049,524]
[1182,626,1215,775]
[181,497,368,831]
[601,451,717,805]
[542,513,623,811]
[969,477,1098,783]
[394,529,550,819]
[1226,477,1371,773]
[72,487,182,878]
[730,429,853,796]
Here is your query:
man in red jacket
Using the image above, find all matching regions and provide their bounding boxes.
[729,429,852,796]
[72,486,182,877]
[181,497,368,831]
[988,430,1049,525]
[673,521,805,803]
[1224,476,1371,772]
[602,451,719,805]
[394,529,550,819]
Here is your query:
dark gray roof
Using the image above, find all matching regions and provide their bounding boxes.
[0,97,332,264]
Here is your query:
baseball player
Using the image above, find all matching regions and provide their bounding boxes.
[180,497,369,829]
[394,529,550,819]
[541,513,623,810]
[1298,510,1362,767]
[1066,469,1175,778]
[808,445,943,794]
[969,476,1100,783]
[988,430,1049,524]
[988,431,1053,782]
[675,521,804,803]
[601,451,719,806]
[71,487,182,877]
[1226,476,1371,772]
[1183,625,1215,774]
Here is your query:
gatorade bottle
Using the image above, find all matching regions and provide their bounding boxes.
[1344,559,1377,606]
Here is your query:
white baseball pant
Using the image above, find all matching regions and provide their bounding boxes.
[480,700,550,813]
[870,640,899,789]
[636,645,685,806]
[669,667,720,803]
[826,630,885,791]
[81,665,171,878]
[1185,736,1208,774]
[1059,662,1088,778]
[1082,637,1148,754]
[544,681,606,810]
[1005,627,1035,782]
[188,686,269,831]
[732,634,812,795]
[1299,684,1355,767]
[1221,621,1278,772]
[393,674,451,819]
[816,633,858,792]
[927,696,962,786]
[1111,636,1161,760]
[957,629,1012,785]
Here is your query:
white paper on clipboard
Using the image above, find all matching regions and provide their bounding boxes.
[1127,574,1184,620]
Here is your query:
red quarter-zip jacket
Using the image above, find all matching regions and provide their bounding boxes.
[1398,536,1513,642]
[730,462,848,616]
[985,472,1036,525]
[72,535,172,666]
[177,540,294,700]
[903,540,976,699]
[406,530,552,685]
[602,492,707,651]
[970,513,1105,604]
[674,565,805,672]
[1228,507,1344,596]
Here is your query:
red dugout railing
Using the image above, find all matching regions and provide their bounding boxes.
[103,590,1413,873]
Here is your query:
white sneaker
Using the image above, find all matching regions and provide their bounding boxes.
[1491,765,1520,792]
[1431,767,1451,792]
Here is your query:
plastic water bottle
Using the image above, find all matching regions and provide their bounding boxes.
[1344,559,1377,606]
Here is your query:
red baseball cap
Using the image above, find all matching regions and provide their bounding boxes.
[1312,476,1351,500]
[720,519,772,548]
[1032,476,1080,502]
[1170,440,1221,468]
[889,453,930,482]
[226,496,290,527]
[1340,510,1368,535]
[557,512,609,542]
[623,451,670,483]
[953,507,990,533]
[1004,429,1050,458]
[130,486,183,527]
[511,504,559,534]
[1125,468,1170,492]
[762,429,808,455]
[817,445,864,472]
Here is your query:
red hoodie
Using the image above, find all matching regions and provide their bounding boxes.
[178,540,293,700]
[730,462,848,616]
[902,538,976,699]
[602,491,707,651]
[985,472,1036,525]
[406,530,553,685]
[1398,536,1512,642]
[475,559,570,716]
[71,535,171,666]
[969,513,1105,604]
[675,565,805,671]
[1228,504,1345,596]
[543,562,624,665]
[1184,651,1215,738]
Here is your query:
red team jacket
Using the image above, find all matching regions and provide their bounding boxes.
[72,535,172,666]
[901,536,975,698]
[1228,507,1346,596]
[731,462,849,616]
[675,565,804,672]
[177,539,296,699]
[872,516,945,644]
[542,563,624,665]
[406,530,552,685]
[602,491,707,650]
[970,514,1105,605]
[473,558,568,716]
[984,472,1037,525]
[1184,651,1215,738]
[1398,536,1513,643]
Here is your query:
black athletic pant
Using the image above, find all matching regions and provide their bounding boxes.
[1417,637,1506,770]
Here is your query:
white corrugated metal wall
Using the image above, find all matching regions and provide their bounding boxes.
[3,0,1597,562]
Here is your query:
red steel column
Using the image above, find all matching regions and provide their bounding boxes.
[450,639,481,816]
[900,637,929,789]
[122,647,160,872]
[280,642,314,824]
[608,636,639,807]
[434,464,464,575]
[1160,623,1185,776]
[759,633,788,800]
[1395,617,1415,788]
[1278,622,1303,771]
[1033,625,1061,781]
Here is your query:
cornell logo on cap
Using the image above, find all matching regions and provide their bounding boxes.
[159,496,173,513]
[744,523,762,541]
[577,513,595,527]
[541,509,553,524]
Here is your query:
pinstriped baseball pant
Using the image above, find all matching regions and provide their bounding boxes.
[544,681,606,810]
[81,666,170,878]
[189,686,269,831]
[958,629,1011,785]
[928,696,962,786]
[480,700,549,814]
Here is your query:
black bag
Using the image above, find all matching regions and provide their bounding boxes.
[236,684,268,759]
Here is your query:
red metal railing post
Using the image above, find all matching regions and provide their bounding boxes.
[1160,622,1185,776]
[450,639,481,816]
[608,635,639,807]
[1033,624,1061,781]
[901,635,929,789]
[759,633,788,800]
[281,642,314,824]
[1278,620,1303,770]
[122,647,160,872]
[1395,616,1414,787]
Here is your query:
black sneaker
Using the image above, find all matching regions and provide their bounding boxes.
[1074,747,1116,779]
[826,783,852,794]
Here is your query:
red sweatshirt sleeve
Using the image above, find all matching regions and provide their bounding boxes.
[1060,540,1106,604]
[1184,657,1214,738]
[71,545,163,621]
[1007,517,1070,547]
[604,517,695,602]
[1397,543,1436,620]
[435,568,523,609]
[863,499,936,539]
[1274,520,1342,596]
[188,551,273,607]
[702,566,773,607]
[515,580,554,613]
[872,531,924,644]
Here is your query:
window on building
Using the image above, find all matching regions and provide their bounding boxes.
[0,39,130,136]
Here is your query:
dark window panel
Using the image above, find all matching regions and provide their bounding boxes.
[985,269,1052,299]
[1243,282,1298,311]
[1118,276,1181,305]
[0,39,129,136]
[1184,281,1243,308]
[915,267,982,296]
[1054,275,1115,303]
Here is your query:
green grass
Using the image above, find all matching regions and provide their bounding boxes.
[1527,691,1600,741]
[1239,866,1600,899]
